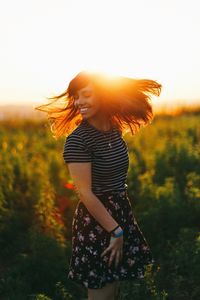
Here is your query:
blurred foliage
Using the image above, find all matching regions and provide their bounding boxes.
[0,111,199,300]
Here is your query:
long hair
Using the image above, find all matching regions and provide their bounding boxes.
[34,70,162,139]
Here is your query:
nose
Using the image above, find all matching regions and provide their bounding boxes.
[76,99,87,108]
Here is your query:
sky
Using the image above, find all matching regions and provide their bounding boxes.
[0,0,200,109]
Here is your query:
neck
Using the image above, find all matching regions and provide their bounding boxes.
[85,115,112,132]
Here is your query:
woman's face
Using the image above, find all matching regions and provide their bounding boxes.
[73,82,102,119]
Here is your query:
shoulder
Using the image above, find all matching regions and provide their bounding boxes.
[63,131,88,152]
[65,120,95,147]
[63,122,93,163]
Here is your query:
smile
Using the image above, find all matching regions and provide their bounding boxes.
[80,107,90,113]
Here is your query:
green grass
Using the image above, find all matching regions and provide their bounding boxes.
[0,109,200,300]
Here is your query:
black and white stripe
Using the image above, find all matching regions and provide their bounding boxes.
[63,119,129,195]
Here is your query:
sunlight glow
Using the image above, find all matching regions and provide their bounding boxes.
[0,0,200,107]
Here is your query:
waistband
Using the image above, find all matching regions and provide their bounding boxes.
[93,187,128,196]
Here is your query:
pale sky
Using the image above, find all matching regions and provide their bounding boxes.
[0,0,200,108]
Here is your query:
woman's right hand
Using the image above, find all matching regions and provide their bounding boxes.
[100,230,123,268]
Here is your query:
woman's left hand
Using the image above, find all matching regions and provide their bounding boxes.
[100,235,123,268]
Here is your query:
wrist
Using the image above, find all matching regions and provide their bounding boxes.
[111,226,123,238]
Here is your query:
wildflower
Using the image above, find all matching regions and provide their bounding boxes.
[64,180,74,189]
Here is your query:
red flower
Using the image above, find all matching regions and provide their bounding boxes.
[64,181,74,190]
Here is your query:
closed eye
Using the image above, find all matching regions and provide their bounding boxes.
[83,93,92,97]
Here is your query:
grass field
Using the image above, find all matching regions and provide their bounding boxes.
[0,108,200,300]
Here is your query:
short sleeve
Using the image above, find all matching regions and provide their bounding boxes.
[63,134,92,163]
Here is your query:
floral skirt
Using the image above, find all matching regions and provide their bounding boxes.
[67,189,155,289]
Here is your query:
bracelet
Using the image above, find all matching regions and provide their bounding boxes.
[109,225,120,234]
[111,229,124,238]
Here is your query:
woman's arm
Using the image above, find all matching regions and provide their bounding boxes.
[66,161,119,233]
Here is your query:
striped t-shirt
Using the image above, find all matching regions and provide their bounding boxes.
[62,119,129,195]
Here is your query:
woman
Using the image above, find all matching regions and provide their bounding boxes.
[35,70,162,299]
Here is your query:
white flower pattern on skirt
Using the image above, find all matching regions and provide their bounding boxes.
[67,189,155,289]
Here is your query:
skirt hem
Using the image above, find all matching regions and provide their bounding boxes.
[67,261,155,289]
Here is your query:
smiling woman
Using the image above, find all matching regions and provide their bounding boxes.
[73,83,102,119]
[34,70,162,298]
[34,70,162,139]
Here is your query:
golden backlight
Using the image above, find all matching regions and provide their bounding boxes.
[0,0,199,108]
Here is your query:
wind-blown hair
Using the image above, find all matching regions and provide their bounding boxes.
[34,70,162,139]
